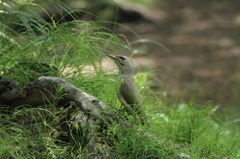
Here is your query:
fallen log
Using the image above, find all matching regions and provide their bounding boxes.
[0,76,106,114]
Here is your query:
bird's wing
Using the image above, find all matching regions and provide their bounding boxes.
[119,78,140,106]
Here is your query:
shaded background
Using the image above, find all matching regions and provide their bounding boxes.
[13,0,240,109]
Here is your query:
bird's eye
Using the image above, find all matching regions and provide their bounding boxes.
[118,56,125,60]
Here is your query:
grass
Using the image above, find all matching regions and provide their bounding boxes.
[1,0,240,158]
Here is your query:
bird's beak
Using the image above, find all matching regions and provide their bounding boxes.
[107,54,117,60]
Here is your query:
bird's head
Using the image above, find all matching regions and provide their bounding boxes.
[107,54,135,75]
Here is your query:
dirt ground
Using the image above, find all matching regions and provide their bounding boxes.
[116,0,240,109]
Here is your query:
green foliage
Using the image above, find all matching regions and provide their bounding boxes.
[0,0,124,85]
[146,102,240,158]
[104,117,176,158]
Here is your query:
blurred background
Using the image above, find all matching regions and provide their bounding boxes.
[5,0,240,110]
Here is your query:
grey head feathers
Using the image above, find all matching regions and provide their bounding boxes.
[107,54,135,75]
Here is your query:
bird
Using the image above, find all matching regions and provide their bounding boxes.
[107,54,147,124]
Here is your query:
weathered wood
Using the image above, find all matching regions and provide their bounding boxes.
[0,76,106,115]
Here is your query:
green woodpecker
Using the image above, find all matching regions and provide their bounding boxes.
[107,54,146,124]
